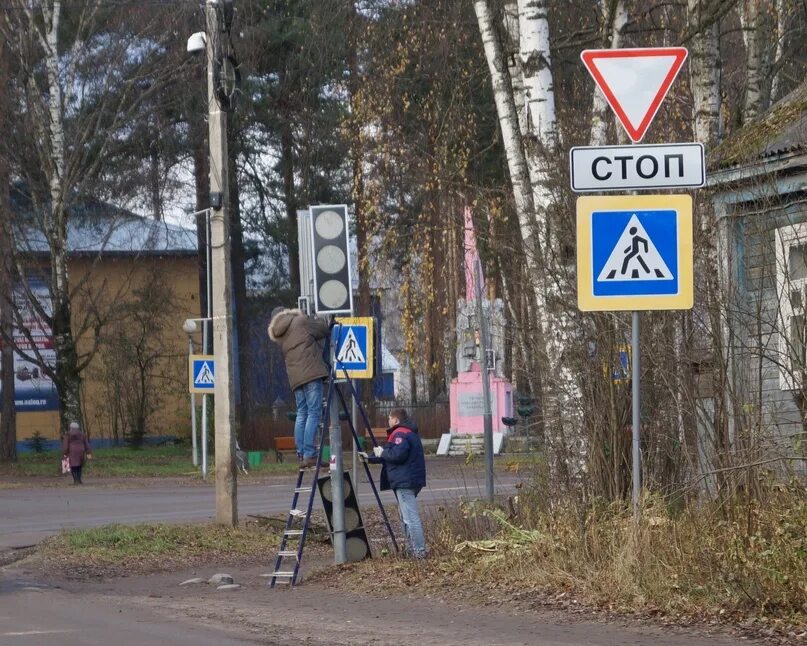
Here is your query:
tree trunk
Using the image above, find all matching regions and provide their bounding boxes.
[740,0,763,122]
[43,2,82,434]
[589,0,627,146]
[192,111,211,323]
[228,118,249,425]
[770,0,786,102]
[0,46,15,460]
[473,0,537,245]
[688,0,722,147]
[280,118,300,293]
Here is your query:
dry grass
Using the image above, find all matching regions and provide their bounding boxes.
[32,521,281,577]
[422,481,807,627]
[336,480,806,638]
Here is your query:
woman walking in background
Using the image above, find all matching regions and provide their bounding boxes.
[62,422,91,485]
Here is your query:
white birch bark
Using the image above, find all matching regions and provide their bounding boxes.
[688,0,722,146]
[518,0,585,473]
[473,0,536,253]
[43,1,81,427]
[589,0,627,146]
[740,0,763,122]
[502,1,528,136]
[517,0,557,143]
[770,0,787,102]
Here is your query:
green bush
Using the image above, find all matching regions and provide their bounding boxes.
[25,432,47,454]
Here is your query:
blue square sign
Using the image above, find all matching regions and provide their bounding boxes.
[577,195,693,311]
[591,208,679,297]
[332,317,374,379]
[189,355,215,393]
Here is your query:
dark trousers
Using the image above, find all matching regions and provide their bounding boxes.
[70,465,83,484]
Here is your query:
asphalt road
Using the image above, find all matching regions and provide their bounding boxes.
[0,471,520,548]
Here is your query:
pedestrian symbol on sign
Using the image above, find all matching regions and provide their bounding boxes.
[195,361,214,386]
[597,214,672,282]
[337,328,365,364]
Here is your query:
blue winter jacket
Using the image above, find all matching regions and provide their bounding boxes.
[369,419,426,494]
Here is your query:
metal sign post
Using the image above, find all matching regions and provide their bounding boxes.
[474,260,495,503]
[631,312,641,519]
[576,46,697,522]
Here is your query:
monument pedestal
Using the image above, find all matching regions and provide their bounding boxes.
[448,366,513,435]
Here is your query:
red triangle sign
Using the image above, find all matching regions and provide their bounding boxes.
[581,47,688,142]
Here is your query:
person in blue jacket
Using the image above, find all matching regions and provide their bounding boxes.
[363,408,427,558]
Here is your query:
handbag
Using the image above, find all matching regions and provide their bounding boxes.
[61,456,70,474]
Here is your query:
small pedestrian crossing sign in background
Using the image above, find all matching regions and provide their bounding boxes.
[189,355,215,393]
[577,194,693,311]
[333,317,374,379]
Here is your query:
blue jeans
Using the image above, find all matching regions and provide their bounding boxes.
[293,379,324,459]
[395,488,426,558]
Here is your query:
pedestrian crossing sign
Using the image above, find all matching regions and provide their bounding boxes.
[332,317,374,379]
[189,354,215,393]
[577,194,693,311]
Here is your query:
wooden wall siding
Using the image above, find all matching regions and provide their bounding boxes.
[731,199,807,470]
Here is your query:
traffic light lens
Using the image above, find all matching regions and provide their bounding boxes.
[346,536,369,561]
[320,473,354,501]
[314,210,344,239]
[320,280,349,309]
[317,245,346,273]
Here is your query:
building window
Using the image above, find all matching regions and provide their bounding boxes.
[775,224,807,390]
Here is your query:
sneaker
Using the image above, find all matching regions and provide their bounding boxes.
[300,457,319,469]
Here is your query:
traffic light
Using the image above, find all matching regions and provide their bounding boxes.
[310,204,353,315]
[317,472,371,561]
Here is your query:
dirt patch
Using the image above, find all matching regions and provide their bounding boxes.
[3,555,778,646]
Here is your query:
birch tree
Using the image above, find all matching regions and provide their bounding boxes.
[476,0,588,474]
[688,0,723,146]
[0,2,182,433]
[740,0,763,122]
[589,0,628,146]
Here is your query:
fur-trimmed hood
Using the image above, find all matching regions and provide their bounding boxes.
[267,308,330,391]
[268,308,303,341]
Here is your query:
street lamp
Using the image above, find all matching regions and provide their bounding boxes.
[183,316,211,479]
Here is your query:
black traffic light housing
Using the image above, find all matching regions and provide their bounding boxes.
[310,205,353,315]
[317,472,371,562]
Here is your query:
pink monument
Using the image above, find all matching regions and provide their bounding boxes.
[447,208,513,440]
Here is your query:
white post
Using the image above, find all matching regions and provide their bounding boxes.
[189,337,198,467]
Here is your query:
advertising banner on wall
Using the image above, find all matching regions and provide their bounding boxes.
[0,280,59,412]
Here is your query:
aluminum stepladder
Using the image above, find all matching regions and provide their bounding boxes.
[269,321,399,587]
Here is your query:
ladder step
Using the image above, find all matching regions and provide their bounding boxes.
[284,529,304,536]
[289,509,307,517]
[277,551,299,558]
[272,571,295,577]
[294,487,312,493]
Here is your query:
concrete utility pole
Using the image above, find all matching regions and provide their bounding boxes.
[206,0,237,525]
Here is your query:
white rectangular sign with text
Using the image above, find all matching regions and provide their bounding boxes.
[570,143,705,192]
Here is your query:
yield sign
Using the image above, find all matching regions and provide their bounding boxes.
[581,47,688,142]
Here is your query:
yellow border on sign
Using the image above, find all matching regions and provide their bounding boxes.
[577,194,693,311]
[189,354,215,394]
[334,316,375,379]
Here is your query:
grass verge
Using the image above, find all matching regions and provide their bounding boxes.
[0,446,298,479]
[35,522,281,577]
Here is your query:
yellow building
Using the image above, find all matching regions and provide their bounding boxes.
[2,196,201,448]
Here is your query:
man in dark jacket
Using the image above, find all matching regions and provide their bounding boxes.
[364,408,427,558]
[268,308,330,468]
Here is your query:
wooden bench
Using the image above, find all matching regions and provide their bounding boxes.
[273,436,296,463]
[364,427,388,448]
